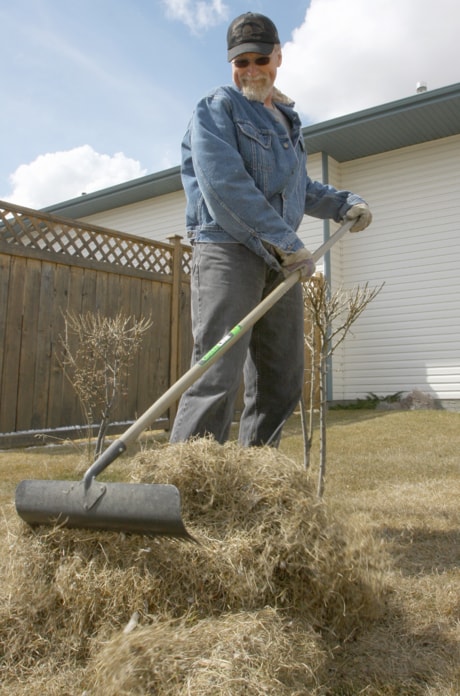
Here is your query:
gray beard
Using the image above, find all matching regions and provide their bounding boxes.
[240,79,272,104]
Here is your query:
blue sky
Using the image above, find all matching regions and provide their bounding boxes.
[1,0,459,208]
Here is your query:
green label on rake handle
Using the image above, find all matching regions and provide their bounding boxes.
[199,325,243,365]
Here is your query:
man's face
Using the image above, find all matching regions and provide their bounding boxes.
[231,47,282,104]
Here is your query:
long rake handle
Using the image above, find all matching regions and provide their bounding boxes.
[83,219,354,484]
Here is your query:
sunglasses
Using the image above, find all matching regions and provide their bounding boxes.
[232,55,271,69]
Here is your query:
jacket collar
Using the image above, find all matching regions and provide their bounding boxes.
[271,86,295,107]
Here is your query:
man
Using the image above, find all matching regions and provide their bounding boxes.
[170,12,372,446]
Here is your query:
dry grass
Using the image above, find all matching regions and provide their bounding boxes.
[283,409,460,695]
[0,409,459,695]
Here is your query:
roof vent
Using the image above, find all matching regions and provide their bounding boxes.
[416,81,427,94]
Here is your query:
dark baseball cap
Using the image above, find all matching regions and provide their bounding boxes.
[227,12,280,61]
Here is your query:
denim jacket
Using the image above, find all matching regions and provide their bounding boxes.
[181,85,365,270]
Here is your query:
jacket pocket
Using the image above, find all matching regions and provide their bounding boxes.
[235,120,273,185]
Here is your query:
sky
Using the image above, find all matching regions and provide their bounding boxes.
[1,0,459,209]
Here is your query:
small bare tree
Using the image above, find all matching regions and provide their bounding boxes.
[302,276,384,497]
[59,311,152,458]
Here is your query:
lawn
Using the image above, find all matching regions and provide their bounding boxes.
[283,409,460,693]
[0,409,459,695]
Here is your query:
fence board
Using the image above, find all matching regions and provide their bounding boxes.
[0,254,10,383]
[122,273,142,420]
[65,265,87,421]
[1,255,24,431]
[45,262,69,428]
[17,258,42,428]
[31,260,53,430]
[137,281,172,418]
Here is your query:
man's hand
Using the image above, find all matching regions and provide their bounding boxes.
[346,203,372,232]
[278,247,316,279]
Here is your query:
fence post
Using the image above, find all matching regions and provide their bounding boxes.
[167,234,184,428]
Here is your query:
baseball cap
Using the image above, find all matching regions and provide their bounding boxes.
[227,13,280,62]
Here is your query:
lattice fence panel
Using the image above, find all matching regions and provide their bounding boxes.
[0,201,192,276]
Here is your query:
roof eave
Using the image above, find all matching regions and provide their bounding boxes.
[43,82,460,218]
[42,165,181,218]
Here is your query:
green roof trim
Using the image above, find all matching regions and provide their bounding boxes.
[43,165,182,219]
[44,82,460,219]
[302,82,460,161]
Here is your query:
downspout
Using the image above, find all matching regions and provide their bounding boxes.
[321,151,333,403]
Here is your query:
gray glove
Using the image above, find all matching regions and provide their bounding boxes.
[346,203,372,232]
[277,247,316,279]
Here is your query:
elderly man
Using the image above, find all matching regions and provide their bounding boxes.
[170,12,372,446]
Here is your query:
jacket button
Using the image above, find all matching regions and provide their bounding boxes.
[283,142,289,149]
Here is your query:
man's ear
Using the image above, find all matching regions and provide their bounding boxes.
[276,46,283,67]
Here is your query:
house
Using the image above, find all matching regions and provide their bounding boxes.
[45,83,460,409]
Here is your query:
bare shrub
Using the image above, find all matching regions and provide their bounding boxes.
[302,277,384,496]
[59,311,152,457]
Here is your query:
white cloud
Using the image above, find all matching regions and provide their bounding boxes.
[162,0,229,33]
[6,146,147,209]
[277,0,460,122]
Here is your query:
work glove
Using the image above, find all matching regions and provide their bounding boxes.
[346,203,372,232]
[277,247,316,279]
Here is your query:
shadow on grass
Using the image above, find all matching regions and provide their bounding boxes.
[380,526,460,575]
[324,523,460,693]
[322,524,460,693]
[325,605,460,695]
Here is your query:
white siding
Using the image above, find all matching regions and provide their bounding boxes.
[297,153,326,268]
[80,190,187,243]
[331,134,460,402]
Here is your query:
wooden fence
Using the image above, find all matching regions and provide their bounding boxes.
[0,200,193,447]
[0,200,319,448]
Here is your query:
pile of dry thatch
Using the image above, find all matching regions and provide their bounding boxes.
[1,439,388,695]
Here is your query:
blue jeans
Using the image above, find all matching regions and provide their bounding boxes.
[169,243,304,446]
